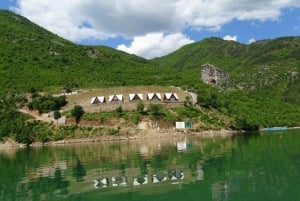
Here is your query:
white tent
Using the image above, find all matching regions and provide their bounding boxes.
[163,93,179,101]
[129,93,143,102]
[91,96,106,104]
[109,94,123,102]
[147,93,161,101]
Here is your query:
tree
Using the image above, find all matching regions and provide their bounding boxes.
[54,110,61,124]
[115,106,123,117]
[72,159,87,182]
[15,122,36,147]
[71,105,84,123]
[147,104,163,119]
[136,101,144,113]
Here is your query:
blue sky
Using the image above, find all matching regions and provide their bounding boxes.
[1,0,300,58]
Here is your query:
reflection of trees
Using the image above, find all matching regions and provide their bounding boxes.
[0,148,53,201]
[28,168,69,200]
[151,153,169,171]
[72,159,87,182]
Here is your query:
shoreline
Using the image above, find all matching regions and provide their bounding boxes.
[0,129,238,150]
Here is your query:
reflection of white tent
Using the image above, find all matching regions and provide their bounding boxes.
[129,93,143,102]
[170,169,184,180]
[163,93,179,102]
[152,172,167,183]
[112,176,127,187]
[147,93,161,101]
[93,178,109,188]
[90,96,106,104]
[109,94,123,102]
[133,175,148,186]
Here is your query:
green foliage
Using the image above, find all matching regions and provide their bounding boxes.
[147,104,164,119]
[107,128,120,135]
[28,95,67,113]
[195,88,300,130]
[0,10,180,96]
[130,112,142,125]
[14,121,53,145]
[53,110,61,120]
[114,106,123,115]
[172,106,200,119]
[136,102,145,113]
[0,98,31,141]
[71,105,85,123]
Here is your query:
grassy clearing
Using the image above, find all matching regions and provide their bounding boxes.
[64,86,191,112]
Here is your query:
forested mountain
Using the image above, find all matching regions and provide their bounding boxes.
[153,36,300,129]
[1,9,300,137]
[153,37,300,103]
[0,9,178,95]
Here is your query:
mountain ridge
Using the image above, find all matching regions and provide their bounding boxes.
[0,9,176,94]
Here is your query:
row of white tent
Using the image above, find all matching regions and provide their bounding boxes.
[93,169,184,188]
[91,93,179,104]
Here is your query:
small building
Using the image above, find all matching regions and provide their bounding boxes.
[129,93,143,102]
[147,93,161,101]
[176,121,192,129]
[163,93,179,102]
[109,94,124,103]
[90,96,106,104]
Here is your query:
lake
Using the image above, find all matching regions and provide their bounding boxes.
[0,129,299,201]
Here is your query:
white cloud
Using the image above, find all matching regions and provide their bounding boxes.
[223,35,238,41]
[117,33,194,59]
[248,38,256,44]
[13,0,300,41]
[12,0,300,57]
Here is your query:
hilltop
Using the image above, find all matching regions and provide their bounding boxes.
[0,9,179,95]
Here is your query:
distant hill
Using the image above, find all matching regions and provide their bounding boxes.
[153,36,300,104]
[0,9,178,95]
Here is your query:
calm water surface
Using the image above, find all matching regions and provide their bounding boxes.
[0,130,300,201]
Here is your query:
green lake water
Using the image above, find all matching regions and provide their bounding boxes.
[0,129,300,201]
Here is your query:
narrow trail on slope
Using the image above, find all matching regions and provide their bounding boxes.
[19,108,55,123]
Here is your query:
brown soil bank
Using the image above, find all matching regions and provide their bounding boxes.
[0,129,238,150]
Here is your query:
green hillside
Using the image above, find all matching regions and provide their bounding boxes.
[153,36,300,130]
[2,9,300,144]
[0,9,179,95]
[153,37,300,102]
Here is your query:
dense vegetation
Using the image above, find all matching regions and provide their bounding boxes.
[153,36,300,130]
[28,95,67,113]
[1,9,300,145]
[0,9,179,95]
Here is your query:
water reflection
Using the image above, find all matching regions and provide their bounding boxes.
[0,130,300,201]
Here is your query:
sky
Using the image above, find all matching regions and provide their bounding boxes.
[1,0,300,59]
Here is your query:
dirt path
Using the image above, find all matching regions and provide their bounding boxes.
[19,109,55,123]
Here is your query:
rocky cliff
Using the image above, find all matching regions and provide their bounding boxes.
[201,63,232,88]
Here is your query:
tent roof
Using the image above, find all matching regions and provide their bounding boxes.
[109,94,123,102]
[147,93,161,100]
[164,93,179,100]
[91,96,106,104]
[129,93,143,101]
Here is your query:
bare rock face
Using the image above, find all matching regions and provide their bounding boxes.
[201,63,232,88]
